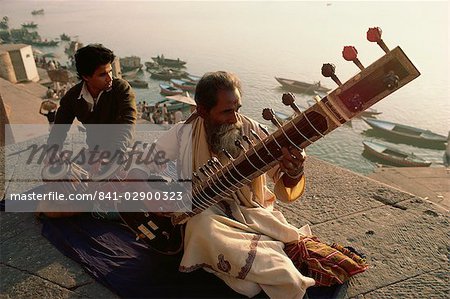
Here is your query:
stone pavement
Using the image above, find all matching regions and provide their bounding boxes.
[1,156,448,298]
[368,166,450,211]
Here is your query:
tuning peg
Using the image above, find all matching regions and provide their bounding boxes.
[207,159,218,171]
[282,93,302,115]
[211,156,222,167]
[222,149,234,160]
[258,124,270,137]
[343,46,365,70]
[367,27,389,54]
[234,139,246,151]
[199,167,209,178]
[321,63,342,86]
[192,171,201,182]
[262,108,282,128]
[203,164,213,174]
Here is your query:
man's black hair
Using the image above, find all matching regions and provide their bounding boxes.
[75,44,115,80]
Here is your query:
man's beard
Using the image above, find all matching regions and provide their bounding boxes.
[205,120,244,158]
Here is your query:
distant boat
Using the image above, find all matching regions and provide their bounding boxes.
[121,68,141,79]
[275,77,331,94]
[274,111,295,124]
[152,55,186,68]
[22,22,38,29]
[128,79,148,89]
[145,61,160,70]
[157,97,194,113]
[31,9,44,15]
[362,118,447,145]
[170,79,196,92]
[185,74,201,83]
[159,83,183,96]
[150,69,186,80]
[362,141,431,167]
[60,33,71,41]
[32,40,59,47]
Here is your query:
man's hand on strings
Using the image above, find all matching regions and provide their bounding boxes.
[279,146,306,187]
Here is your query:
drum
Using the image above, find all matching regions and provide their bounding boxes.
[39,160,89,217]
[41,160,89,194]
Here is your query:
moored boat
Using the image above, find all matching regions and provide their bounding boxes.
[60,33,71,41]
[22,22,38,29]
[159,83,183,96]
[185,74,201,83]
[362,118,447,146]
[275,77,331,94]
[152,55,186,68]
[128,79,148,89]
[362,141,431,167]
[170,78,196,92]
[145,61,160,70]
[31,9,44,15]
[150,69,187,80]
[32,40,59,47]
[274,111,295,124]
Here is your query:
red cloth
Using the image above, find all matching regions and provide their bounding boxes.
[284,236,368,287]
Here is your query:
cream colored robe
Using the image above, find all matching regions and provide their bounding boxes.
[150,114,315,298]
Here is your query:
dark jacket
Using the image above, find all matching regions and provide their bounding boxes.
[47,78,137,154]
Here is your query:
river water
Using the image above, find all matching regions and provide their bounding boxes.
[2,1,449,174]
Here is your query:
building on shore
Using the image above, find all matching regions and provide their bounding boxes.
[0,44,39,83]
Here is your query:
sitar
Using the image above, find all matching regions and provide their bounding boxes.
[119,27,420,255]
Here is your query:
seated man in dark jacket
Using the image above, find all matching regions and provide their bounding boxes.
[47,44,137,158]
[43,44,137,217]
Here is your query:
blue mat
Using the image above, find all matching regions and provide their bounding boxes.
[40,214,347,299]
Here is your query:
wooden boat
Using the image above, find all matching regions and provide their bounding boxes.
[128,79,148,89]
[185,74,201,83]
[275,77,331,94]
[145,61,160,70]
[22,22,38,29]
[60,33,71,41]
[32,40,59,47]
[170,79,196,92]
[159,84,183,96]
[156,99,192,112]
[363,118,447,145]
[362,141,431,167]
[152,55,186,68]
[31,9,44,15]
[150,69,186,80]
[121,67,142,79]
[274,111,295,124]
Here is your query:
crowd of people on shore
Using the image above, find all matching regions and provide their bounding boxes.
[137,101,184,124]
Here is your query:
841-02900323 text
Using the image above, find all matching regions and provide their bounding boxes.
[97,191,184,201]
